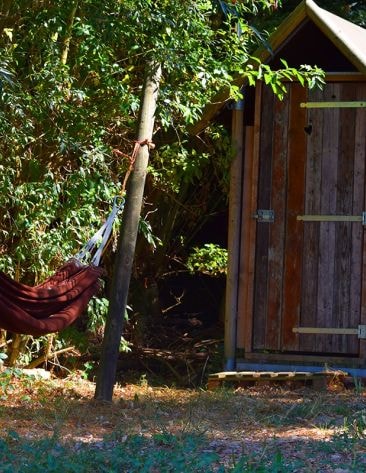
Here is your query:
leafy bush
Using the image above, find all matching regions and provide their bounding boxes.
[187,244,228,276]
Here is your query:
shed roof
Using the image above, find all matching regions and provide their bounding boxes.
[192,0,366,134]
[265,0,366,72]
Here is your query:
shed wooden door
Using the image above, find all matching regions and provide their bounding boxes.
[252,82,366,356]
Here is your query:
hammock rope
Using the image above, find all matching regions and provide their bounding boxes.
[0,198,125,336]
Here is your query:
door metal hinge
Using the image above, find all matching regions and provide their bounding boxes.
[297,211,366,225]
[293,325,366,339]
[300,101,366,109]
[254,209,274,223]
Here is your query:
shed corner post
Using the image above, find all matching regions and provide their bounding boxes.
[224,99,244,371]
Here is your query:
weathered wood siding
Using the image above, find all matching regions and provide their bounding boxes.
[250,82,366,356]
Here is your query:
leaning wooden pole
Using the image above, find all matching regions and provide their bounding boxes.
[95,62,161,402]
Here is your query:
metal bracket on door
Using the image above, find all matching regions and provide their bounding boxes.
[297,212,366,225]
[293,325,366,339]
[300,101,366,109]
[253,209,275,223]
[359,325,366,339]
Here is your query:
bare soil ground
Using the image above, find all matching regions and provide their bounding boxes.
[0,370,365,472]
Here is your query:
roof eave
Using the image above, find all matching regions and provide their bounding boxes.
[190,1,308,134]
[254,0,307,65]
[190,0,366,135]
[306,0,366,74]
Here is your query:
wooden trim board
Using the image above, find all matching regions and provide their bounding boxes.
[235,361,366,377]
[241,352,365,367]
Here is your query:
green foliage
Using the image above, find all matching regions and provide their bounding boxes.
[187,244,228,276]
[139,216,163,251]
[0,0,324,281]
[0,0,325,364]
[340,411,366,440]
[86,296,110,332]
[255,60,325,99]
[0,430,312,473]
[61,297,132,355]
[17,336,51,366]
[80,361,95,380]
[0,368,31,400]
[2,428,363,473]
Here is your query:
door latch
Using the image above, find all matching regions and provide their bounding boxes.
[358,325,366,339]
[253,209,275,223]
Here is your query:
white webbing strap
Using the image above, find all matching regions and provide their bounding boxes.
[74,197,125,266]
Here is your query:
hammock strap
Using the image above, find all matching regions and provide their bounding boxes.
[74,197,125,266]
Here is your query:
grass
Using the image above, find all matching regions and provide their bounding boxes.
[1,432,224,473]
[0,369,365,472]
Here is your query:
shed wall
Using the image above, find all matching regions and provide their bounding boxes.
[237,80,366,365]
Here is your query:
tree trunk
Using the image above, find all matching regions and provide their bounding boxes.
[94,62,162,401]
[61,1,78,65]
[8,334,26,366]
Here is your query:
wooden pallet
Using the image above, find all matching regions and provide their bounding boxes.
[207,370,347,390]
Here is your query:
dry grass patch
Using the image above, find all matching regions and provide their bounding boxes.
[0,369,365,471]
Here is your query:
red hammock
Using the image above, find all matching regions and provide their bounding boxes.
[0,197,124,336]
[0,259,103,336]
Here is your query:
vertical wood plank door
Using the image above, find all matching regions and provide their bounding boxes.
[252,82,366,356]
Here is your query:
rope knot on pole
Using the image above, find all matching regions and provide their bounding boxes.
[117,139,155,195]
[135,138,155,150]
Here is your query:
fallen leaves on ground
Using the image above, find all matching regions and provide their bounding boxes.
[0,370,365,472]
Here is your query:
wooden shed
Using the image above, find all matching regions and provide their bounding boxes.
[196,0,366,376]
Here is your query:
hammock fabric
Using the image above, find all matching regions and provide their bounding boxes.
[0,259,104,336]
[0,197,124,336]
